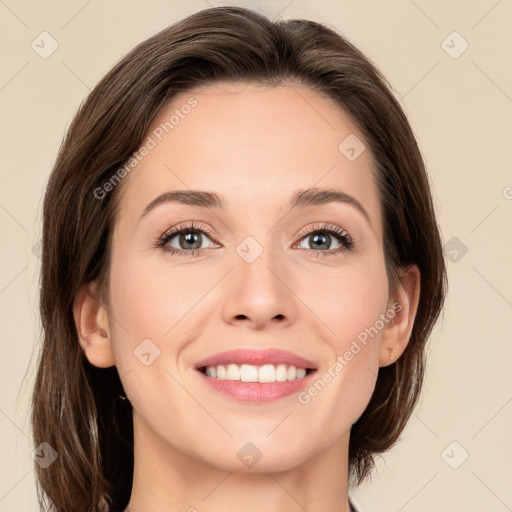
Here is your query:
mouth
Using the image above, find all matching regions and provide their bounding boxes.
[194,348,318,380]
[197,364,316,382]
[193,348,318,402]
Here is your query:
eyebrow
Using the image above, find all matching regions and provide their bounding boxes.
[139,187,372,227]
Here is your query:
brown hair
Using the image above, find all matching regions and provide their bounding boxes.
[31,6,447,511]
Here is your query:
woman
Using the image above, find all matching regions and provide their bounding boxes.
[31,6,447,512]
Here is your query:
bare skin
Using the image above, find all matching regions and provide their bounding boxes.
[74,82,420,512]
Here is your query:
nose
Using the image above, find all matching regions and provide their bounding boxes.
[221,241,297,330]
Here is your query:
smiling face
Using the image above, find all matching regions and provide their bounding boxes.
[76,82,413,475]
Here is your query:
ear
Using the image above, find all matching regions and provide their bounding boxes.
[379,264,421,367]
[73,282,116,368]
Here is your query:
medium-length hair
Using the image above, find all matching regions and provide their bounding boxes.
[31,6,447,511]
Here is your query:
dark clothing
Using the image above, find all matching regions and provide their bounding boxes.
[349,499,359,512]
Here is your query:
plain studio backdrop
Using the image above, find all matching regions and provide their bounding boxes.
[0,1,511,511]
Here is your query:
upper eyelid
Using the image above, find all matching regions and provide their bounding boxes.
[296,223,349,238]
[160,221,352,245]
[161,222,219,241]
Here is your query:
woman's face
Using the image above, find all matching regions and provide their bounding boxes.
[100,82,395,472]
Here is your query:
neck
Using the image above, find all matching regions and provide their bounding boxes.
[124,412,352,512]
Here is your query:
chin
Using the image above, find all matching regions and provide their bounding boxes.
[194,439,315,474]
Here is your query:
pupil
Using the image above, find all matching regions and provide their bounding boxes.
[311,233,330,250]
[181,231,201,249]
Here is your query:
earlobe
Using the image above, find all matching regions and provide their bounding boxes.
[73,283,116,368]
[379,264,421,367]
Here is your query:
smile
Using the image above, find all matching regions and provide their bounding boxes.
[198,363,314,382]
[194,348,318,402]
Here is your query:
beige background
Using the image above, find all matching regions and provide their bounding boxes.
[1,0,511,511]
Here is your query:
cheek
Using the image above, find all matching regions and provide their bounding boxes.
[295,292,385,438]
[304,261,389,351]
[296,262,388,417]
[108,241,197,332]
[106,250,218,371]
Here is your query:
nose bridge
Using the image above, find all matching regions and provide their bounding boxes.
[221,231,296,328]
[237,231,285,293]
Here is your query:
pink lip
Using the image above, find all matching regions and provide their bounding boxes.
[194,348,318,370]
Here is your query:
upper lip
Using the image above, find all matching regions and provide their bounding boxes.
[195,348,318,370]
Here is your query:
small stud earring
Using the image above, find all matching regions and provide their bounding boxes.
[387,345,393,360]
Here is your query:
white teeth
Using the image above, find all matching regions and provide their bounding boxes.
[275,364,288,382]
[226,363,240,380]
[287,365,297,380]
[240,364,258,382]
[258,364,276,383]
[202,363,310,382]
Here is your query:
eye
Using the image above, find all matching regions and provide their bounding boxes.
[155,221,219,256]
[154,221,355,258]
[294,222,354,257]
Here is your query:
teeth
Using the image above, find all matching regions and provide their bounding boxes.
[226,363,240,380]
[202,363,310,382]
[258,364,276,383]
[205,366,217,378]
[287,365,297,380]
[275,363,287,381]
[240,364,258,382]
[216,365,226,379]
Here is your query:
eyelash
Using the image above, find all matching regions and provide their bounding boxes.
[154,221,355,258]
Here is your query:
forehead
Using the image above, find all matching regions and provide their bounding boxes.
[116,82,382,238]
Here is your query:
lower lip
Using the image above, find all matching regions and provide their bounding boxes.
[196,369,317,402]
